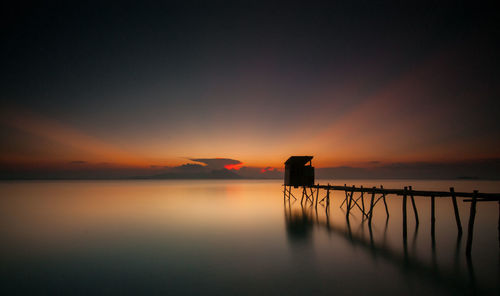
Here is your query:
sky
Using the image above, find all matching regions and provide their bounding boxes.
[1,1,499,179]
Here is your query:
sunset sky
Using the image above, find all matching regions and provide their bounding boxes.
[1,2,499,178]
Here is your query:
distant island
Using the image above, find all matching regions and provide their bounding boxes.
[1,158,499,180]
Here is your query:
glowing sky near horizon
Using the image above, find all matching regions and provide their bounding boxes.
[1,2,499,173]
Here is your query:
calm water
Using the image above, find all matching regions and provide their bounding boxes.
[0,179,499,295]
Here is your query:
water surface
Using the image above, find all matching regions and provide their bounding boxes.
[0,180,499,295]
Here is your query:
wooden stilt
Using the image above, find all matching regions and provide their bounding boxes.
[431,195,436,240]
[403,187,408,244]
[315,184,319,208]
[283,191,287,217]
[381,185,389,218]
[340,184,348,208]
[466,190,478,257]
[345,189,350,216]
[360,186,365,217]
[368,187,375,224]
[346,186,355,216]
[409,186,419,226]
[287,186,297,200]
[450,187,463,236]
[325,200,330,230]
[350,186,355,210]
[288,195,292,213]
[301,187,305,204]
[326,184,330,208]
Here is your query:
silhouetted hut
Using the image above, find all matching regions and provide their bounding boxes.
[284,156,314,188]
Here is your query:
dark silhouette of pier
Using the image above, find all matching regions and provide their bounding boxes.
[283,156,500,258]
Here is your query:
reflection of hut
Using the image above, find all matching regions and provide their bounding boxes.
[285,209,314,243]
[284,156,314,188]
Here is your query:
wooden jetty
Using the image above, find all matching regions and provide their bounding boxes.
[283,156,500,257]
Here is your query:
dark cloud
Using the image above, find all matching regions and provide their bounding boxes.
[140,160,244,179]
[190,158,242,170]
[69,160,87,164]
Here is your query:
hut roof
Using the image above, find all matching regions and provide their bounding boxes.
[285,156,313,166]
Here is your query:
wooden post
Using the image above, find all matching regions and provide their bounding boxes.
[340,184,348,208]
[346,186,355,216]
[345,188,350,215]
[409,186,419,226]
[301,187,305,204]
[350,186,356,211]
[466,190,478,257]
[326,184,330,208]
[289,186,297,201]
[431,195,436,240]
[283,190,287,217]
[325,199,330,229]
[381,185,389,218]
[315,184,319,208]
[450,187,463,236]
[306,187,314,202]
[368,187,375,224]
[466,193,478,289]
[403,187,408,245]
[346,190,351,216]
[360,185,365,216]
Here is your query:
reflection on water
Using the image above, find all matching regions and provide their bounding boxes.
[285,199,477,295]
[0,180,499,295]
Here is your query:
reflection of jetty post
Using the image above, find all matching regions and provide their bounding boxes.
[283,200,479,294]
[282,155,500,257]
